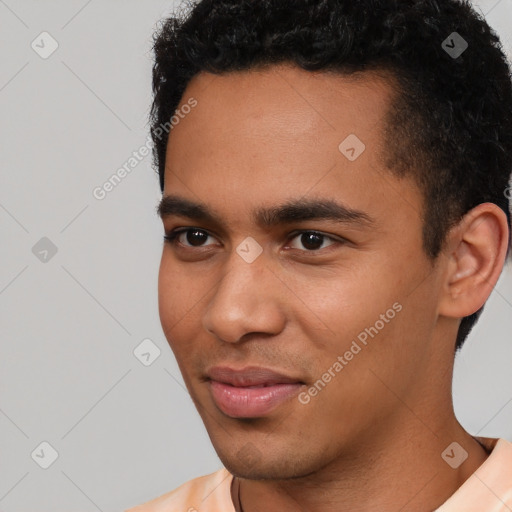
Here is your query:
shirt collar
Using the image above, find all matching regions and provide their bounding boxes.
[435,437,512,511]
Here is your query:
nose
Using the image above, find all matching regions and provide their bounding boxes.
[201,248,286,344]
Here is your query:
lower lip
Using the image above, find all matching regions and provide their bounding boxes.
[209,380,303,418]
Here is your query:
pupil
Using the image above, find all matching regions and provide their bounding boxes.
[187,230,208,246]
[301,232,323,250]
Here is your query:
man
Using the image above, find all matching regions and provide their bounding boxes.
[128,0,512,510]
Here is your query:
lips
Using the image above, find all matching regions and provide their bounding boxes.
[207,366,302,387]
[206,366,305,418]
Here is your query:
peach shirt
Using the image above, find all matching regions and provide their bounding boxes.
[127,437,512,512]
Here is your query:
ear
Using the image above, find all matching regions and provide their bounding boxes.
[439,203,510,319]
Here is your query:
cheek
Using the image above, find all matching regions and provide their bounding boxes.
[158,251,204,312]
[288,255,430,390]
[157,253,223,381]
[158,254,201,345]
[158,256,176,329]
[286,263,398,347]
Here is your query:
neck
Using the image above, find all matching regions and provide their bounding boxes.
[231,417,489,512]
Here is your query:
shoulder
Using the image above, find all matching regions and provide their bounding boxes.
[126,468,234,512]
[435,437,512,511]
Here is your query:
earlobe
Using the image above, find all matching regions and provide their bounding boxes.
[439,203,509,318]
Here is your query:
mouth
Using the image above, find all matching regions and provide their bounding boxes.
[205,366,306,418]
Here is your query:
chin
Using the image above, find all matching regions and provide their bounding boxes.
[216,448,320,481]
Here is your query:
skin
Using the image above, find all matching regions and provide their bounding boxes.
[157,63,509,511]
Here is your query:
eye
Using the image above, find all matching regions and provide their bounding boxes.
[164,228,218,248]
[286,231,338,252]
[163,228,342,253]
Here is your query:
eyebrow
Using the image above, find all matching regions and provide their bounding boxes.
[157,194,375,229]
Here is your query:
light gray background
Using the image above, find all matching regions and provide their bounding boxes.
[0,1,511,511]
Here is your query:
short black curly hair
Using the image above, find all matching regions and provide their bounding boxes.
[150,0,512,351]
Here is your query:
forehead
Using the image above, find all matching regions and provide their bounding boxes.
[162,64,422,234]
[165,64,396,181]
[172,63,396,144]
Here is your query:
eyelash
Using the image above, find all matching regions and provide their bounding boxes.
[163,227,343,254]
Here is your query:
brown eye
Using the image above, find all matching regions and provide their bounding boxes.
[164,228,217,247]
[183,229,210,247]
[287,231,337,251]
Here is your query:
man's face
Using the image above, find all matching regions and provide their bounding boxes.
[158,64,446,479]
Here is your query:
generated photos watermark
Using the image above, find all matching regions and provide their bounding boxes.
[298,302,403,405]
[92,97,198,201]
